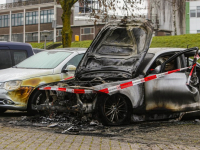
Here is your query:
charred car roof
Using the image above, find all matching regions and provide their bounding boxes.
[75,19,154,80]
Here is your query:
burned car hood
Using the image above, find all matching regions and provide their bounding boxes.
[75,18,153,80]
[0,68,53,82]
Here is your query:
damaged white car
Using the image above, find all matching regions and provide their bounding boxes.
[32,19,200,125]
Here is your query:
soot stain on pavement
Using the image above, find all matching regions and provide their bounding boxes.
[1,110,200,146]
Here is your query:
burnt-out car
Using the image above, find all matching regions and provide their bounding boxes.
[33,19,200,125]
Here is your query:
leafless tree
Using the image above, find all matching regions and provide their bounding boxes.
[150,0,185,35]
[58,0,146,47]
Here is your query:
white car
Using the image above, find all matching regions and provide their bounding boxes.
[0,48,86,113]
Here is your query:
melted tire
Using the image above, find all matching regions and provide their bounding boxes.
[27,90,46,115]
[98,94,131,126]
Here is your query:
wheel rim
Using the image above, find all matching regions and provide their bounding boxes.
[33,92,46,110]
[104,94,128,124]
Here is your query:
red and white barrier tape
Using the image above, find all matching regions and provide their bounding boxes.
[187,64,196,85]
[62,76,74,81]
[41,86,94,94]
[186,54,200,84]
[39,65,193,94]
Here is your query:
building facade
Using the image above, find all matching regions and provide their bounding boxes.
[147,0,186,36]
[186,0,200,34]
[0,0,105,43]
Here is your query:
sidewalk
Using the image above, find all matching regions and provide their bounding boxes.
[0,124,199,150]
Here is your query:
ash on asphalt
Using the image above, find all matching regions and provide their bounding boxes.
[1,110,110,136]
[1,110,200,138]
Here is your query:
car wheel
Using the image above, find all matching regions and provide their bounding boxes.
[0,108,7,113]
[27,90,47,115]
[99,94,131,126]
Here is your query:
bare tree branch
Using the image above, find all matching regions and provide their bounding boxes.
[59,0,146,47]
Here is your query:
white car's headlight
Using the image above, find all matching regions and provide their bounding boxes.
[4,81,22,91]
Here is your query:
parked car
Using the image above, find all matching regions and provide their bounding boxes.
[0,48,86,113]
[32,48,45,54]
[34,19,200,125]
[0,42,34,69]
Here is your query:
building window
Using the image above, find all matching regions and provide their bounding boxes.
[12,34,23,42]
[81,27,94,35]
[32,12,38,24]
[197,6,200,17]
[190,10,196,17]
[0,35,9,41]
[0,15,10,27]
[84,28,91,34]
[58,30,62,36]
[12,13,23,26]
[26,11,38,25]
[41,9,54,24]
[25,32,38,42]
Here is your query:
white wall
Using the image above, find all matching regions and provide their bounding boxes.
[190,1,200,33]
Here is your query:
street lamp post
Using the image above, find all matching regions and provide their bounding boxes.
[41,30,51,49]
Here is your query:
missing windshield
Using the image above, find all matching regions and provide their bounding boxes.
[97,28,135,56]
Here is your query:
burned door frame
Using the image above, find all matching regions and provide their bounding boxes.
[144,48,200,113]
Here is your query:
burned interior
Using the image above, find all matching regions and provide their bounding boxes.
[31,18,200,126]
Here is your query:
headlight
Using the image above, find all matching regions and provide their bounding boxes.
[4,81,22,91]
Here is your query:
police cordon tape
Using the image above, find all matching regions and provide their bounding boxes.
[62,76,75,81]
[39,64,196,94]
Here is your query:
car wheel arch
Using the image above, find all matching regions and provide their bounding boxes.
[116,85,144,109]
[26,83,49,110]
[96,93,133,125]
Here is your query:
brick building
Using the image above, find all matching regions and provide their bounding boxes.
[0,0,105,43]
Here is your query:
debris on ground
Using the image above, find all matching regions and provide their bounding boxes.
[194,119,200,123]
[9,112,104,134]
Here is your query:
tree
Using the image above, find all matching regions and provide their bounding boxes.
[59,0,146,48]
[149,0,185,35]
[59,0,78,48]
[170,0,185,35]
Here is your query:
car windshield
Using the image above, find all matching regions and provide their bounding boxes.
[16,51,72,69]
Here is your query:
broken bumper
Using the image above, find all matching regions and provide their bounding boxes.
[0,88,27,110]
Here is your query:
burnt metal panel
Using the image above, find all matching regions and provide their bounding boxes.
[93,78,144,109]
[75,19,154,80]
[145,72,200,112]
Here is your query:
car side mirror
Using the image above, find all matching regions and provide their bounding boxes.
[62,65,76,73]
[154,65,161,74]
